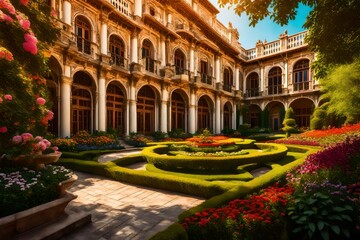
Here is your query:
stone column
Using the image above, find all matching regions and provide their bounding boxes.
[260,66,264,92]
[160,87,168,132]
[215,55,221,83]
[160,36,166,67]
[188,89,196,134]
[134,0,142,18]
[98,76,106,131]
[232,104,237,129]
[284,61,288,88]
[63,0,72,26]
[100,21,108,55]
[129,82,137,133]
[235,66,240,90]
[131,31,138,64]
[189,45,194,73]
[60,74,72,138]
[215,95,221,134]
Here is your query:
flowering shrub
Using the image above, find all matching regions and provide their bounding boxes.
[0,165,72,217]
[125,132,151,147]
[183,184,293,240]
[4,132,59,160]
[50,138,77,152]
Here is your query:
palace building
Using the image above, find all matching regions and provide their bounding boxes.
[46,0,320,137]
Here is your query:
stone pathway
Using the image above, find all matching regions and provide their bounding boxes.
[63,172,204,240]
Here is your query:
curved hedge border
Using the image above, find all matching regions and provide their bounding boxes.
[142,143,288,171]
[150,145,320,240]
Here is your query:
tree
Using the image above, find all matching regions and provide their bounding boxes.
[217,0,360,70]
[282,107,297,137]
[0,0,59,156]
[319,58,360,124]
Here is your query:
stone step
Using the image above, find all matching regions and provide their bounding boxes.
[16,212,91,240]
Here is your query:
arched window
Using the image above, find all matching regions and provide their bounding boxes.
[268,67,282,95]
[171,92,186,130]
[142,39,155,73]
[246,72,259,97]
[223,102,232,129]
[223,68,233,92]
[75,16,91,54]
[174,49,186,75]
[198,96,211,131]
[293,59,310,91]
[137,85,155,134]
[199,60,212,85]
[107,83,125,133]
[72,72,94,135]
[109,35,125,67]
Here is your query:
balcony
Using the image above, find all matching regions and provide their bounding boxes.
[267,85,283,95]
[293,81,311,92]
[107,0,132,18]
[140,57,160,75]
[76,36,91,55]
[223,84,233,93]
[174,66,190,76]
[245,88,261,98]
[196,72,214,86]
[110,54,129,69]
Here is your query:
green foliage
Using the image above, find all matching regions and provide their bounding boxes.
[310,117,323,130]
[320,59,360,123]
[150,223,189,240]
[287,192,355,240]
[152,131,168,141]
[282,108,297,137]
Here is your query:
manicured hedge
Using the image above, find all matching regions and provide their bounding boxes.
[142,143,288,171]
[60,149,124,161]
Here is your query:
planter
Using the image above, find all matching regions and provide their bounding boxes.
[1,152,62,170]
[0,192,77,239]
[58,174,78,196]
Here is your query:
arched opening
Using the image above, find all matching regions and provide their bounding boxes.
[199,59,212,84]
[290,98,314,128]
[265,101,285,131]
[248,104,261,128]
[106,83,125,134]
[46,56,62,137]
[223,102,232,129]
[246,72,259,97]
[174,49,186,74]
[171,91,186,130]
[137,85,156,135]
[268,67,282,95]
[293,59,310,91]
[71,71,94,135]
[223,68,233,92]
[109,35,125,67]
[142,39,155,73]
[75,16,91,54]
[198,96,212,131]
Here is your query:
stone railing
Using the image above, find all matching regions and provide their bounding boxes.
[288,32,307,49]
[107,0,132,18]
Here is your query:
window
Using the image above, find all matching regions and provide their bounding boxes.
[293,59,310,91]
[171,92,186,130]
[174,49,185,75]
[142,40,155,73]
[198,97,211,131]
[75,16,91,54]
[223,68,233,92]
[268,67,282,95]
[106,83,124,132]
[247,72,259,97]
[137,86,155,135]
[109,35,125,67]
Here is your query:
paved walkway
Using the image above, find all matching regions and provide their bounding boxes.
[63,171,204,240]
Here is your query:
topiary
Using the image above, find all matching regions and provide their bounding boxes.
[282,107,297,138]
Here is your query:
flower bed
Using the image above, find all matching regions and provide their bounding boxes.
[0,165,73,217]
[180,136,360,240]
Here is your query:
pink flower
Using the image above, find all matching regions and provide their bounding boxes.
[19,0,29,6]
[23,33,38,55]
[19,19,30,31]
[46,111,54,120]
[4,94,12,100]
[52,146,59,151]
[12,135,22,144]
[35,141,47,152]
[34,136,43,141]
[0,12,14,23]
[21,133,33,143]
[36,97,46,105]
[41,139,51,148]
[0,126,8,133]
[0,0,16,14]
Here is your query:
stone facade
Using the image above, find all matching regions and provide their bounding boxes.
[47,0,320,137]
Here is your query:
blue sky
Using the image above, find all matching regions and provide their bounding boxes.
[208,0,312,49]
